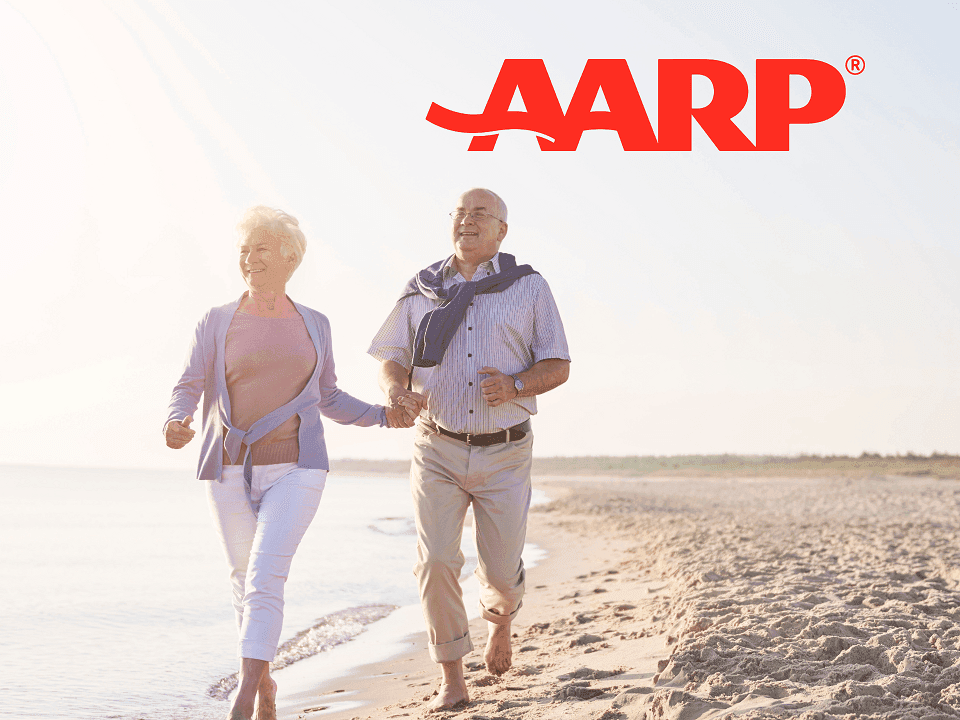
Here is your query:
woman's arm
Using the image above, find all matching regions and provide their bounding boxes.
[316,315,387,427]
[163,314,208,444]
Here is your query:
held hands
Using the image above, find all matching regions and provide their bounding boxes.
[478,367,519,407]
[385,388,427,428]
[165,416,195,449]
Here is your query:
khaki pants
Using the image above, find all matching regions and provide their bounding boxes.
[410,423,533,663]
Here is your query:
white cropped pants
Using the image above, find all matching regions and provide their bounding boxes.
[207,462,327,661]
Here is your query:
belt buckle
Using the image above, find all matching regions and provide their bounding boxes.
[464,432,473,446]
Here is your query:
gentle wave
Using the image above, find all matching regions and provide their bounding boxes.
[206,604,398,700]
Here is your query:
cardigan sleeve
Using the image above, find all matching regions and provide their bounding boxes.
[164,311,209,434]
[315,313,387,427]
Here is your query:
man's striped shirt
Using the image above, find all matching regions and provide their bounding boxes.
[368,252,570,434]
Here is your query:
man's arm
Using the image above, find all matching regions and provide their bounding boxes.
[379,360,427,427]
[478,358,570,408]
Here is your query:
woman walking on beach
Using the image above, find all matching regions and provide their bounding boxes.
[164,206,407,720]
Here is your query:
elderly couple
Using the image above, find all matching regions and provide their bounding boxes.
[164,188,570,720]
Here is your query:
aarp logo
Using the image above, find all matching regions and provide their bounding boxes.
[427,59,856,151]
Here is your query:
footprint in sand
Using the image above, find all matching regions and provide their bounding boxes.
[515,665,543,676]
[569,633,603,647]
[558,667,626,680]
[555,683,606,700]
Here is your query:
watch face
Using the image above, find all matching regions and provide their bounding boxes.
[513,375,524,391]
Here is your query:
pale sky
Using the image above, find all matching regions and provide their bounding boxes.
[1,0,957,471]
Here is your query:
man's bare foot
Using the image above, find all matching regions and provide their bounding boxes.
[484,621,513,675]
[426,682,470,712]
[253,676,277,720]
[426,659,469,712]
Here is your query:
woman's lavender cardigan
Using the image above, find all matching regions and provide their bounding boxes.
[165,296,387,481]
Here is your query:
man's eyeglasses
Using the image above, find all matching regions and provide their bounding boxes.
[449,210,504,223]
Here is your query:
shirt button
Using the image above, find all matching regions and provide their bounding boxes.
[470,302,474,306]
[468,353,472,357]
[468,327,472,330]
[469,409,474,414]
[468,382,473,386]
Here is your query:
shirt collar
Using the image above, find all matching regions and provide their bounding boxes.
[442,252,501,280]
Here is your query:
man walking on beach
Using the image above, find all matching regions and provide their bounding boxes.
[368,188,571,710]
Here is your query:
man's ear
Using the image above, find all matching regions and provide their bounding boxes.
[498,221,508,243]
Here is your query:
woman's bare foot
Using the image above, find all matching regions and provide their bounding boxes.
[484,621,513,675]
[228,657,269,720]
[254,675,277,720]
[426,659,469,712]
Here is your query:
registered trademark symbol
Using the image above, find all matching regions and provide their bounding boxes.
[845,55,865,74]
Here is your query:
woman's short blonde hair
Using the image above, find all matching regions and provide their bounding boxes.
[236,205,307,272]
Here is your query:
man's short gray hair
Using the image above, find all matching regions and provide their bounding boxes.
[462,188,508,223]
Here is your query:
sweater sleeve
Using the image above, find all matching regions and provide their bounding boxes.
[316,314,387,427]
[164,312,208,434]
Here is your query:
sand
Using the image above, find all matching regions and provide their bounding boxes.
[277,474,960,720]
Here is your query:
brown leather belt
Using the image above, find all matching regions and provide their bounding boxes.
[423,419,529,446]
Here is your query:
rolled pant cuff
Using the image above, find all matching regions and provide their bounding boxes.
[479,600,522,625]
[239,640,277,662]
[428,631,475,663]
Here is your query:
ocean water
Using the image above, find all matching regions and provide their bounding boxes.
[1,465,545,719]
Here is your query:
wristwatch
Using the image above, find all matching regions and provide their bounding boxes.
[510,374,524,396]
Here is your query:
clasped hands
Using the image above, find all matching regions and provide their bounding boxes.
[385,389,427,428]
[385,367,518,428]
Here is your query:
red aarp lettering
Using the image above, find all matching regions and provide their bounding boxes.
[658,59,755,150]
[557,59,657,150]
[425,58,847,151]
[755,59,846,150]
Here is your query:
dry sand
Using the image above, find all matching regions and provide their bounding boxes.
[279,475,960,720]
